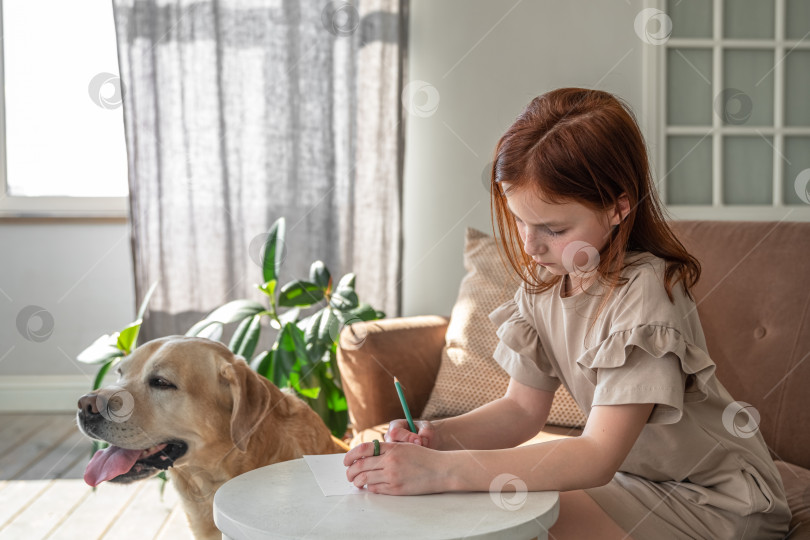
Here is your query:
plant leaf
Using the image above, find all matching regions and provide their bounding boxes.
[336,273,356,290]
[251,350,273,377]
[317,308,340,346]
[203,300,266,324]
[91,439,109,459]
[116,320,142,355]
[278,307,300,327]
[157,471,168,499]
[305,341,327,365]
[263,218,286,284]
[335,302,378,323]
[92,357,121,390]
[197,322,224,341]
[296,313,313,332]
[321,376,348,412]
[329,289,358,311]
[304,309,324,344]
[289,371,321,399]
[287,322,311,367]
[256,280,276,299]
[269,323,305,389]
[136,281,159,321]
[330,273,358,310]
[278,280,325,307]
[235,314,263,359]
[298,365,348,437]
[77,334,125,364]
[288,337,322,400]
[309,261,331,290]
[228,316,253,352]
[270,347,296,389]
[187,320,224,340]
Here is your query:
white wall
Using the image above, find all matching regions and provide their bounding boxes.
[0,222,135,409]
[402,0,645,317]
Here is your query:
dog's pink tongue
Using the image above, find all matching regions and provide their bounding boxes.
[84,446,142,487]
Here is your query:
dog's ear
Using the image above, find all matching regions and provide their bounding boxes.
[220,358,272,452]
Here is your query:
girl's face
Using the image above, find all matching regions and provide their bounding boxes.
[502,182,626,283]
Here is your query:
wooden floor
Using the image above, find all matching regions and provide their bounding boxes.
[0,413,194,539]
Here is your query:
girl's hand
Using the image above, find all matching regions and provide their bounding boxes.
[385,419,436,448]
[343,440,450,495]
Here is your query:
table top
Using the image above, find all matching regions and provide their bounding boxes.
[214,458,559,540]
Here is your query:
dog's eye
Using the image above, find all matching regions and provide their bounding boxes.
[149,377,177,389]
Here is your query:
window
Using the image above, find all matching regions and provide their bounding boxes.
[641,0,810,220]
[0,0,128,218]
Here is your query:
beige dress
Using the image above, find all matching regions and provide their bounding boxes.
[489,251,791,540]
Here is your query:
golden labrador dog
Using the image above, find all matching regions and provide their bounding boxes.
[76,335,348,540]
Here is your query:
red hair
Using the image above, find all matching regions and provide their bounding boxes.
[490,88,700,307]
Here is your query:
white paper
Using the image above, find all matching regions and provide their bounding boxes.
[303,454,365,496]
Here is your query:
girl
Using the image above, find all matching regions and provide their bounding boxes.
[343,88,792,539]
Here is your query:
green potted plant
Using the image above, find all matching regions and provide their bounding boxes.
[186,217,383,438]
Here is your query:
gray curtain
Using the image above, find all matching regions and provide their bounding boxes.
[112,0,406,341]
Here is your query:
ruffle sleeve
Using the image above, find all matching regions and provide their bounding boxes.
[576,324,717,424]
[488,296,561,393]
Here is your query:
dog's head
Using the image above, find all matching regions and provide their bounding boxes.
[77,336,272,487]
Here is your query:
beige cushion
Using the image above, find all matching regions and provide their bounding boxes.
[421,228,586,429]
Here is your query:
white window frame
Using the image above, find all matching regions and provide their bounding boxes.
[642,0,810,221]
[0,1,128,219]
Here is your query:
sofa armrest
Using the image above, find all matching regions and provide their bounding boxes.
[337,315,448,432]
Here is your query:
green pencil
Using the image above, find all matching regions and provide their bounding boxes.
[394,376,417,433]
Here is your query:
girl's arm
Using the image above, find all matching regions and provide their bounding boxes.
[348,401,653,495]
[388,378,555,450]
[446,402,654,492]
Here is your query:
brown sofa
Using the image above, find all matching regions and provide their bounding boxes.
[337,220,810,538]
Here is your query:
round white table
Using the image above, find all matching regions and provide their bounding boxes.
[214,458,559,540]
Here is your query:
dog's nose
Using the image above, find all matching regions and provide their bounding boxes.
[78,393,100,415]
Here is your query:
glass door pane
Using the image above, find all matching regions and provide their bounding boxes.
[785,51,810,126]
[666,136,713,204]
[667,0,713,38]
[724,0,775,39]
[667,49,713,126]
[786,0,810,40]
[723,50,775,126]
[784,137,810,205]
[723,136,773,204]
